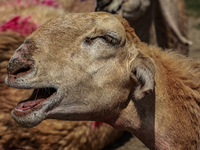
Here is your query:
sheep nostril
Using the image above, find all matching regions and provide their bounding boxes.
[7,57,34,77]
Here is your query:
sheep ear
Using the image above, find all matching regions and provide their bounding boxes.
[130,53,155,100]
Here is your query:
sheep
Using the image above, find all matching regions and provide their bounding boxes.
[95,0,191,56]
[0,2,121,149]
[5,12,200,150]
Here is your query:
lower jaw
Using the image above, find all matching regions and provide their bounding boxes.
[11,107,46,128]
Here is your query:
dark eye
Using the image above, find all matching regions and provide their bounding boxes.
[101,35,120,45]
[85,35,120,46]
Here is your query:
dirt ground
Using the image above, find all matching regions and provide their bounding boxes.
[103,16,200,150]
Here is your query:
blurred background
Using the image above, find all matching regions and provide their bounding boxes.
[0,0,199,150]
[185,0,200,58]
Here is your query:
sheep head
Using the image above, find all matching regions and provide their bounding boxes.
[5,12,155,128]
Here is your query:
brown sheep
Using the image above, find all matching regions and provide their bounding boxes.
[0,2,121,150]
[95,0,192,56]
[5,12,200,150]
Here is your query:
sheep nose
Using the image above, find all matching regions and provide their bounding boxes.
[7,43,34,78]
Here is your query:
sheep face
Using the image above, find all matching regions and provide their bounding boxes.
[5,12,155,128]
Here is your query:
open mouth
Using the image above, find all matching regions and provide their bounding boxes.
[13,88,57,117]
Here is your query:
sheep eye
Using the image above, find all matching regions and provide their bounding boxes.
[85,35,120,45]
[101,35,120,45]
